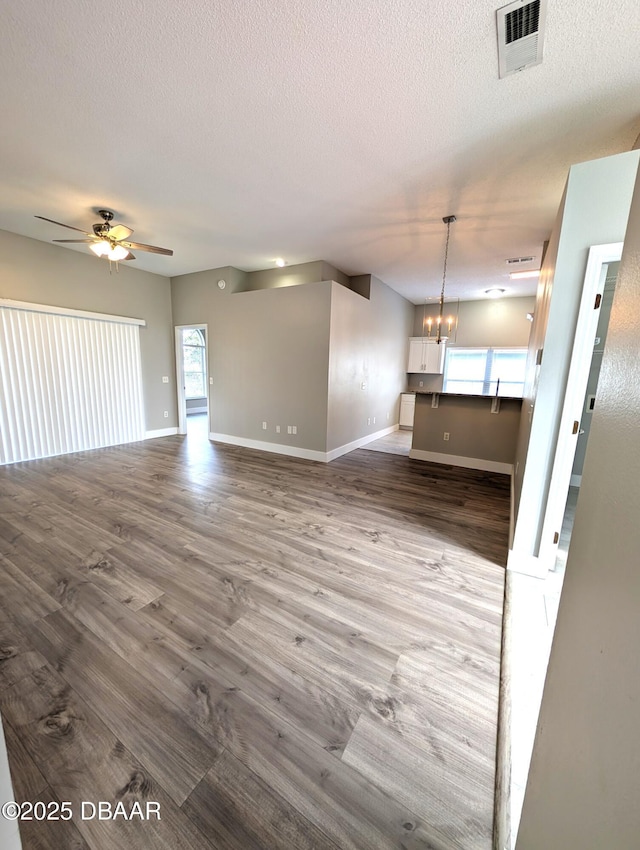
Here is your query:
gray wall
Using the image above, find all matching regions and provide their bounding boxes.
[0,229,176,432]
[408,296,535,392]
[206,265,249,293]
[516,150,640,850]
[240,260,350,291]
[171,268,332,452]
[511,150,640,557]
[412,394,522,464]
[327,277,413,451]
[412,296,536,346]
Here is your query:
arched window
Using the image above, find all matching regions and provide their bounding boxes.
[182,328,206,398]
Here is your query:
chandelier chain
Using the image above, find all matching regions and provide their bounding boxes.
[440,219,452,306]
[437,215,455,343]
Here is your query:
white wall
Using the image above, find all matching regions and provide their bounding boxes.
[515,151,640,850]
[511,150,640,563]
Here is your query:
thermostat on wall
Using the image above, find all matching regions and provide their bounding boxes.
[217,279,226,290]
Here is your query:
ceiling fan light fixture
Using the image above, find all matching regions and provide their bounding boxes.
[35,210,173,268]
[108,244,129,262]
[90,240,111,257]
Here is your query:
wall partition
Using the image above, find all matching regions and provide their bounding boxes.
[0,299,145,465]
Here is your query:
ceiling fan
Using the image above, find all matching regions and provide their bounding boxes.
[35,209,173,263]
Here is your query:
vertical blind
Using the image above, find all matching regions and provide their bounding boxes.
[0,302,145,465]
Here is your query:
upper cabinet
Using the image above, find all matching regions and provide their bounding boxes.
[407,337,446,374]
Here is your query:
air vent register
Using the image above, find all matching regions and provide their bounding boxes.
[496,0,547,78]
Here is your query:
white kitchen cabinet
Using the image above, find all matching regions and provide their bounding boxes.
[407,337,446,374]
[399,392,416,428]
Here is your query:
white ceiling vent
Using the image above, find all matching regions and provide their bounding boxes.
[496,0,547,79]
[506,256,535,265]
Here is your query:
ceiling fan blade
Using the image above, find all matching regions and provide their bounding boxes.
[35,215,92,235]
[108,224,133,241]
[52,238,97,243]
[122,241,173,256]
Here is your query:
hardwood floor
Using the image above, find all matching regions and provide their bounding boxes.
[0,435,508,849]
[361,430,412,456]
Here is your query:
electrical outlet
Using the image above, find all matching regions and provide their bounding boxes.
[209,377,213,384]
[443,431,450,441]
[287,426,292,435]
[367,417,371,426]
[276,425,281,433]
[361,382,367,390]
[164,411,169,419]
[373,417,376,424]
[162,376,169,383]
[292,425,297,435]
[419,380,423,387]
[262,421,267,430]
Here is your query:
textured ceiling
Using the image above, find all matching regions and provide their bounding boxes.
[1,0,639,302]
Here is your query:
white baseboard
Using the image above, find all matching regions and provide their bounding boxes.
[570,474,582,487]
[408,448,513,476]
[145,427,179,439]
[325,424,399,462]
[210,432,327,462]
[210,424,400,464]
[186,407,208,415]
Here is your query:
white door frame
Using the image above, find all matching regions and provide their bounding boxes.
[537,243,622,571]
[175,324,209,436]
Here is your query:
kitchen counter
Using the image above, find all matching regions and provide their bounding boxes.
[404,389,523,401]
[409,392,522,473]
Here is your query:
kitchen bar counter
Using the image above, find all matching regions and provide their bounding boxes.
[410,392,522,474]
[404,389,522,401]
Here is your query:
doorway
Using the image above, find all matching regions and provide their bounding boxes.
[175,324,210,440]
[509,248,621,847]
[538,245,622,571]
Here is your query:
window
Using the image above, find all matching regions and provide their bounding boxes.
[182,328,206,398]
[443,348,527,397]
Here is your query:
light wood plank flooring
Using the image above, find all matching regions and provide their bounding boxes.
[362,430,412,456]
[0,435,508,850]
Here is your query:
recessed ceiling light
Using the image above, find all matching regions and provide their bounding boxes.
[275,258,286,267]
[485,288,506,298]
[510,270,540,280]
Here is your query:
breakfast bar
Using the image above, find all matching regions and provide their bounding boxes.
[409,391,523,474]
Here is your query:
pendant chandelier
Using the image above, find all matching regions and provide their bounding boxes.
[436,214,456,344]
